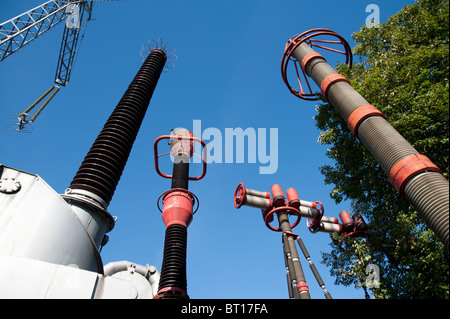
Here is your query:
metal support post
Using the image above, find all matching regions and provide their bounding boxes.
[281,231,310,299]
[297,237,332,299]
[15,85,60,132]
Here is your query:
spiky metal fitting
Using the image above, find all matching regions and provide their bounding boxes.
[140,38,177,72]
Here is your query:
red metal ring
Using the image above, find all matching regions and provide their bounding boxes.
[264,206,301,232]
[233,183,247,209]
[157,188,200,215]
[281,28,353,101]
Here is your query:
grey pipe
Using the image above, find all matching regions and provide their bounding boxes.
[103,260,160,296]
[291,42,449,248]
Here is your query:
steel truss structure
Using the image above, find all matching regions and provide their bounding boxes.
[0,0,93,86]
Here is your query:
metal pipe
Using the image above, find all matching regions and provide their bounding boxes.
[29,86,60,122]
[290,41,449,248]
[20,85,56,116]
[283,244,295,299]
[297,237,332,299]
[103,260,161,297]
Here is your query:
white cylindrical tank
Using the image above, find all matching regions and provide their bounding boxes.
[0,165,108,273]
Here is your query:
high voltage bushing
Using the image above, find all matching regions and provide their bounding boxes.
[153,129,207,299]
[67,49,167,210]
[234,183,371,299]
[281,28,449,248]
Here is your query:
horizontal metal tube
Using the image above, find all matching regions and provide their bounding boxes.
[246,188,270,199]
[298,206,318,218]
[299,200,315,208]
[318,222,341,234]
[244,194,272,209]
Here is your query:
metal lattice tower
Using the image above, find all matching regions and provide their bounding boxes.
[0,0,94,86]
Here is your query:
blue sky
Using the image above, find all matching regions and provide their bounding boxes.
[1,0,415,299]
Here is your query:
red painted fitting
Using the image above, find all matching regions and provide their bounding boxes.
[300,52,326,74]
[271,184,285,207]
[347,104,386,138]
[162,190,194,228]
[262,208,273,223]
[155,286,188,299]
[352,212,368,232]
[284,231,298,239]
[320,73,350,100]
[286,188,300,209]
[170,129,194,158]
[389,154,442,197]
[339,210,354,233]
[297,282,309,293]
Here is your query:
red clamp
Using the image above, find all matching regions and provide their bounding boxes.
[389,154,442,197]
[297,282,309,293]
[347,104,386,138]
[154,134,207,181]
[300,52,326,74]
[320,73,350,101]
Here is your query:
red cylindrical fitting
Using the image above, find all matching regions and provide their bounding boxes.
[352,213,368,232]
[170,129,194,158]
[270,184,285,207]
[339,210,354,233]
[286,188,300,209]
[297,281,309,293]
[162,190,194,228]
[262,208,273,223]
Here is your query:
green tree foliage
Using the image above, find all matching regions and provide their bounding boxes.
[316,0,449,298]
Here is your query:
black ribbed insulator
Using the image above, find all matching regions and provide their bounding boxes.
[69,50,167,206]
[171,153,190,190]
[158,224,188,297]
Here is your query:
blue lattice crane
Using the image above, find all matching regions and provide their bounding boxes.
[0,1,96,131]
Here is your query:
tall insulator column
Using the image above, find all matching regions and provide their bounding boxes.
[281,29,449,248]
[69,49,167,206]
[153,129,207,299]
[62,47,168,256]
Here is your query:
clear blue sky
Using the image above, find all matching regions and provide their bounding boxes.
[1,0,415,299]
